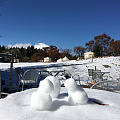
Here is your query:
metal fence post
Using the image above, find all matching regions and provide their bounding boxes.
[9,56,13,91]
[0,70,1,98]
[95,66,96,70]
[91,56,93,63]
[9,61,13,89]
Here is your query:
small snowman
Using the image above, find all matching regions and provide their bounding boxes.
[44,76,61,98]
[30,79,54,110]
[64,78,88,105]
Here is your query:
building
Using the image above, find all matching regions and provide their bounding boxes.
[44,57,52,62]
[13,58,19,63]
[57,58,63,62]
[62,56,69,62]
[84,51,94,59]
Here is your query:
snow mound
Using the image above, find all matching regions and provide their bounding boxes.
[64,78,88,105]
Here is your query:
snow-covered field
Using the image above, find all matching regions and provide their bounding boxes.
[0,56,120,83]
[0,56,120,120]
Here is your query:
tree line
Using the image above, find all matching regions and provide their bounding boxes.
[74,33,120,58]
[0,45,74,62]
[0,33,120,62]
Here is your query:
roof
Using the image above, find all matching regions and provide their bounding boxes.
[84,51,94,55]
[62,56,69,61]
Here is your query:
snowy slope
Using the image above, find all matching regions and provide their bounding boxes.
[0,87,120,120]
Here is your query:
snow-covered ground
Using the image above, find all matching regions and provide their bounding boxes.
[0,56,120,120]
[0,56,120,81]
[0,87,120,120]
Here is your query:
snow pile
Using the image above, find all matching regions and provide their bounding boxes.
[64,78,88,105]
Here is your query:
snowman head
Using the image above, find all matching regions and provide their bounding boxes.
[38,79,54,94]
[45,76,60,85]
[64,78,77,91]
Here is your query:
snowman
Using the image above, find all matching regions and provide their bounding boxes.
[64,78,88,105]
[44,76,61,98]
[30,79,54,110]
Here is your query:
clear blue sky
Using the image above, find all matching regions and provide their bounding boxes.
[0,0,120,49]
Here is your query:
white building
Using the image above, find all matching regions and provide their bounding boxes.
[57,56,69,62]
[13,58,19,63]
[44,57,52,62]
[57,58,63,62]
[62,56,69,62]
[84,51,94,59]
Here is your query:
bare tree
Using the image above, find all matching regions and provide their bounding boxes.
[109,40,120,56]
[59,49,72,59]
[85,40,94,51]
[94,34,112,57]
[74,46,85,58]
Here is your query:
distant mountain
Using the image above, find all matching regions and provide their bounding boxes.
[7,43,31,49]
[7,43,49,49]
[34,43,49,49]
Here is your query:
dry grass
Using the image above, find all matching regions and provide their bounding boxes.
[103,65,111,68]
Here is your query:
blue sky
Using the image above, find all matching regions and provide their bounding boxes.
[0,0,120,49]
